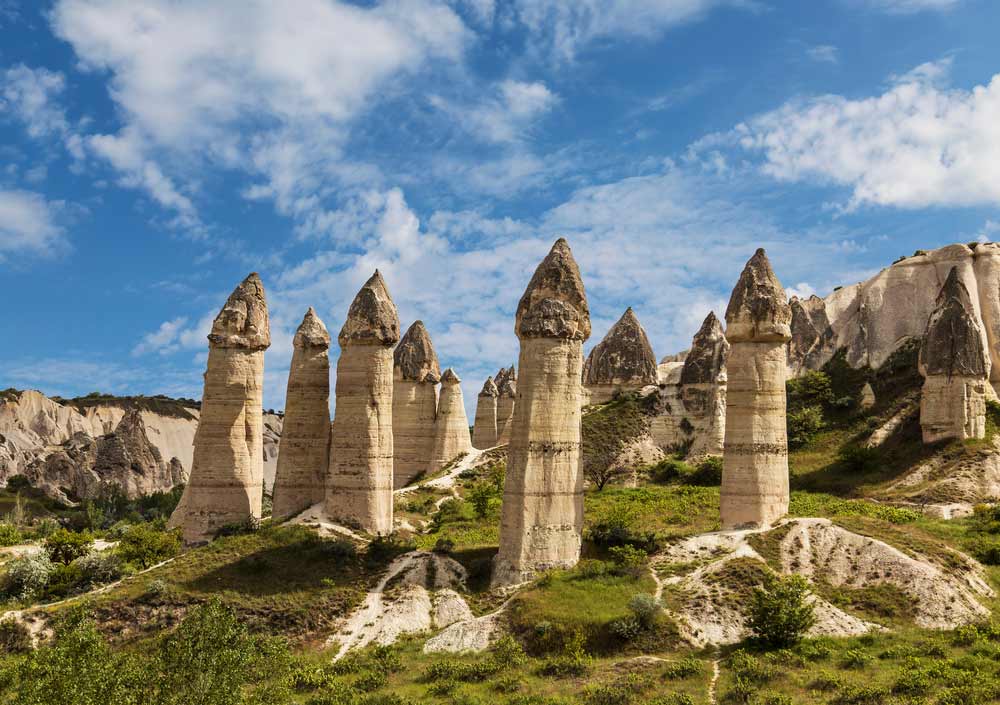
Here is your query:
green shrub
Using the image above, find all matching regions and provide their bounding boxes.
[627,593,660,629]
[685,456,722,486]
[0,523,23,547]
[648,459,690,484]
[608,545,647,576]
[836,445,881,474]
[728,650,773,684]
[662,656,703,680]
[115,524,181,569]
[0,618,32,654]
[787,371,834,410]
[840,648,870,669]
[586,504,660,552]
[787,405,825,448]
[45,562,86,597]
[3,551,54,600]
[75,551,124,587]
[747,574,816,649]
[44,529,94,565]
[468,482,500,519]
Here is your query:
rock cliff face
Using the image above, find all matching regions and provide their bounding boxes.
[169,273,271,543]
[429,368,472,472]
[919,267,991,443]
[721,249,791,531]
[494,238,590,587]
[326,271,400,534]
[392,321,441,486]
[472,379,499,450]
[582,307,658,404]
[271,308,331,521]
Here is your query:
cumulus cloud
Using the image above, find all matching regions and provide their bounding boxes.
[727,59,1000,209]
[131,317,189,356]
[0,189,67,260]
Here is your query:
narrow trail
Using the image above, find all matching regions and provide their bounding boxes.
[395,448,485,497]
[708,658,721,705]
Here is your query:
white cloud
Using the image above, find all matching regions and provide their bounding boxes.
[0,189,67,260]
[432,79,557,143]
[850,0,960,13]
[729,59,1000,209]
[131,316,189,356]
[806,45,839,64]
[0,65,69,140]
[977,220,1000,244]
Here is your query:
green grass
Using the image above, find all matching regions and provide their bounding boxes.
[584,485,721,543]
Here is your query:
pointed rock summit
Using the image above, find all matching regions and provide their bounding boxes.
[393,321,442,486]
[326,272,400,534]
[679,311,730,456]
[271,308,331,521]
[721,250,792,530]
[494,238,590,587]
[919,267,991,443]
[496,373,518,446]
[429,368,473,471]
[169,273,271,543]
[472,377,499,449]
[582,307,657,403]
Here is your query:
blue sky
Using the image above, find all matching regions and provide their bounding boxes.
[1,0,999,417]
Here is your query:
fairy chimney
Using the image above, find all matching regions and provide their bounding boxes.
[582,307,657,404]
[429,368,473,471]
[392,321,441,486]
[472,378,499,449]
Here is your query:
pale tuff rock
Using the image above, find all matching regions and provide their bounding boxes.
[721,250,791,530]
[393,321,442,486]
[472,378,499,449]
[272,308,331,521]
[326,271,400,534]
[787,242,1000,383]
[583,307,658,404]
[494,238,590,587]
[859,382,876,411]
[169,273,271,544]
[429,368,473,474]
[919,267,990,443]
[494,366,515,388]
[495,377,517,446]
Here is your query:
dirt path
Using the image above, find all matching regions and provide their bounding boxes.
[708,658,720,705]
[395,449,484,497]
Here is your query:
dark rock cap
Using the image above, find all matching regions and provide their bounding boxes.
[725,248,792,342]
[920,267,988,377]
[293,307,331,349]
[479,378,499,397]
[441,368,461,384]
[394,320,441,381]
[515,238,591,341]
[338,270,401,347]
[500,378,517,396]
[582,307,657,386]
[680,312,730,386]
[209,272,271,350]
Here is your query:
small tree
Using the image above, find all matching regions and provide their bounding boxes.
[115,525,181,569]
[748,574,816,648]
[44,529,94,565]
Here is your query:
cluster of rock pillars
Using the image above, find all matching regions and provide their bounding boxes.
[168,239,990,587]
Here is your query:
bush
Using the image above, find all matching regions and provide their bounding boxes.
[115,524,181,569]
[75,551,124,587]
[836,445,881,474]
[468,481,500,519]
[0,618,32,653]
[0,523,23,547]
[662,657,702,680]
[840,648,870,669]
[787,371,834,409]
[787,405,825,448]
[648,459,689,484]
[627,593,661,629]
[4,551,54,600]
[686,456,722,486]
[44,529,94,565]
[747,574,816,648]
[608,545,647,576]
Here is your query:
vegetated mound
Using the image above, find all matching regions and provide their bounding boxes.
[655,518,992,647]
[582,392,663,488]
[53,392,201,421]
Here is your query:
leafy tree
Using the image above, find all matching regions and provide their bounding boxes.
[4,552,55,600]
[748,574,816,649]
[0,523,23,547]
[44,529,94,565]
[115,524,181,569]
[787,406,825,449]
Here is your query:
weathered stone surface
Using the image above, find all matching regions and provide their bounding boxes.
[859,382,876,411]
[495,377,517,446]
[169,273,270,543]
[429,368,472,472]
[583,308,657,404]
[393,321,442,486]
[494,238,590,587]
[721,251,791,530]
[472,378,499,449]
[919,267,990,443]
[326,272,400,534]
[271,308,331,521]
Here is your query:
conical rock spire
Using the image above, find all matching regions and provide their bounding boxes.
[209,272,270,349]
[725,249,791,343]
[583,307,657,386]
[394,320,441,381]
[294,307,331,349]
[515,238,590,340]
[480,378,499,397]
[339,270,400,347]
[680,312,728,386]
[920,267,988,378]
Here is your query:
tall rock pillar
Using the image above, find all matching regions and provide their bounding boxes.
[429,368,473,471]
[919,267,991,443]
[496,375,517,446]
[679,312,730,456]
[472,378,499,449]
[168,273,270,544]
[325,271,400,534]
[392,321,441,486]
[720,249,792,530]
[493,238,590,587]
[271,308,331,521]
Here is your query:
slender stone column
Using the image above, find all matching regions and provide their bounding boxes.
[495,377,517,445]
[271,308,331,521]
[680,312,730,456]
[721,249,792,530]
[472,378,499,449]
[392,321,441,486]
[325,271,400,534]
[493,238,590,587]
[168,273,270,544]
[429,368,473,471]
[919,267,991,443]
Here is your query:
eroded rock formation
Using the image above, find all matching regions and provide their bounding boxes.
[169,273,271,543]
[493,238,590,587]
[582,307,657,404]
[393,321,441,486]
[721,249,791,530]
[919,267,991,443]
[271,308,331,521]
[326,271,400,534]
[472,378,499,449]
[495,376,517,446]
[429,368,473,472]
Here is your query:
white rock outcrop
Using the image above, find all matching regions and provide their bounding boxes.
[429,368,472,473]
[472,378,499,450]
[169,273,271,544]
[271,308,331,521]
[493,238,590,587]
[721,250,791,531]
[325,271,400,535]
[392,321,441,486]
